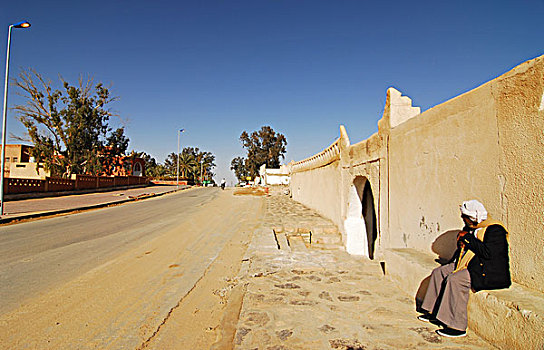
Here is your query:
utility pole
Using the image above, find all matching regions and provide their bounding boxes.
[176,129,184,189]
[1,21,31,217]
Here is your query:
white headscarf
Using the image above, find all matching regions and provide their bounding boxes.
[460,199,488,223]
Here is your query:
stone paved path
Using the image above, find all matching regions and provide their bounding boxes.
[233,188,495,350]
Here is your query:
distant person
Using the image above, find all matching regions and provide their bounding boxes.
[220,178,226,190]
[417,200,511,338]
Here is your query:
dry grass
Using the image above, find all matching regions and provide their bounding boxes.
[233,187,267,196]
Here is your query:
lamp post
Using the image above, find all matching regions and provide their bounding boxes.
[1,20,31,217]
[176,128,184,189]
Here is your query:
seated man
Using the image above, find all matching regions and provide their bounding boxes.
[418,199,511,337]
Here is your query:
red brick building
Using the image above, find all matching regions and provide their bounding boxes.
[107,156,146,177]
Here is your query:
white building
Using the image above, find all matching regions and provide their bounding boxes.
[259,164,290,186]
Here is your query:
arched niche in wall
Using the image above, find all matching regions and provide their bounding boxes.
[361,179,378,259]
[133,162,142,176]
[344,176,378,259]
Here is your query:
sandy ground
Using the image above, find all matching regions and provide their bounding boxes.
[0,189,264,349]
[142,195,262,350]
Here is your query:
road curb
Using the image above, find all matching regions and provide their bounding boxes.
[0,186,190,225]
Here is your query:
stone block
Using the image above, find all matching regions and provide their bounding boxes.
[275,232,291,252]
[296,227,311,234]
[311,226,324,235]
[322,225,339,235]
[313,235,342,245]
[287,235,308,252]
[283,226,296,234]
[273,226,284,233]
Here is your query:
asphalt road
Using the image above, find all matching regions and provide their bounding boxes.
[0,187,263,349]
[0,187,220,314]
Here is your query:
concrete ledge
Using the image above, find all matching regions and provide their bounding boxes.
[385,248,544,350]
[245,228,279,258]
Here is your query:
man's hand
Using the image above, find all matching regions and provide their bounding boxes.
[457,231,468,248]
[457,231,468,239]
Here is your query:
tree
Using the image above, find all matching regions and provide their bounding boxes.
[230,156,249,181]
[141,153,165,178]
[128,151,165,178]
[101,127,129,175]
[237,126,287,178]
[178,152,197,179]
[181,147,215,183]
[163,147,216,182]
[13,68,123,177]
[163,152,178,176]
[189,147,215,183]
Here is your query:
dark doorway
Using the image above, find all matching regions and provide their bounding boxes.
[362,181,378,259]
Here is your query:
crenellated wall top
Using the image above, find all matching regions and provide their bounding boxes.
[290,125,350,173]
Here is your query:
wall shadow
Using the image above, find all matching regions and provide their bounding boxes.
[431,229,460,264]
[415,276,430,312]
[414,229,460,311]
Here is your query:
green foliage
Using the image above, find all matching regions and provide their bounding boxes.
[129,151,165,178]
[178,152,197,179]
[230,156,249,181]
[235,126,287,178]
[101,127,129,175]
[163,152,180,177]
[188,147,215,182]
[13,68,125,177]
[163,147,216,183]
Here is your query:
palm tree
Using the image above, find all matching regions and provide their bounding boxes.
[178,152,197,179]
[193,150,215,184]
[163,152,177,176]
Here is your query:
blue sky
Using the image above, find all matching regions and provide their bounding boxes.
[2,0,544,184]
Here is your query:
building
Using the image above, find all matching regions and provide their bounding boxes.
[2,144,145,179]
[105,156,146,177]
[1,144,37,178]
[259,164,290,185]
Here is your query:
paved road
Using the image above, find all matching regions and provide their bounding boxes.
[1,185,182,221]
[0,187,214,314]
[0,187,263,349]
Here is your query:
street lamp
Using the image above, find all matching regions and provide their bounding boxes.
[1,20,31,217]
[176,128,184,189]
